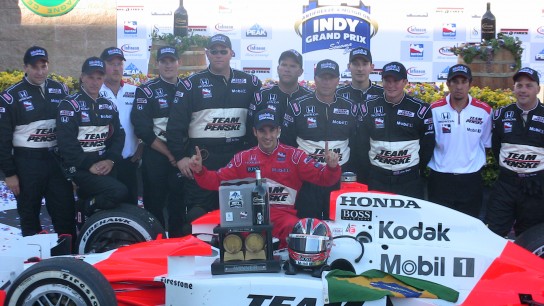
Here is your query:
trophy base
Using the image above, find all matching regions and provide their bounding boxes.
[211,256,281,275]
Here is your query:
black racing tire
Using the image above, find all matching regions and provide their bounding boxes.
[5,257,116,306]
[76,203,165,254]
[514,223,544,258]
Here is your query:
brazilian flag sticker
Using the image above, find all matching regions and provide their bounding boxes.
[325,269,459,303]
[21,0,80,17]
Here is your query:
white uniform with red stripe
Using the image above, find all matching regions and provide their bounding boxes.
[428,94,492,173]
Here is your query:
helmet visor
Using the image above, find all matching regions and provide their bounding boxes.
[288,234,330,253]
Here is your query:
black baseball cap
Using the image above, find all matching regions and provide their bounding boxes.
[254,109,279,129]
[447,64,472,81]
[513,67,540,84]
[279,49,303,67]
[349,47,372,62]
[156,46,179,61]
[382,61,408,80]
[208,34,232,49]
[100,47,126,61]
[81,57,105,74]
[24,46,48,65]
[315,59,340,78]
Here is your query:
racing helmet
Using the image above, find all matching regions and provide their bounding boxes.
[287,218,333,268]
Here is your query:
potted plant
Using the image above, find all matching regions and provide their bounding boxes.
[149,30,210,74]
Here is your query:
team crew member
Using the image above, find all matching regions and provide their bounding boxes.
[167,34,262,235]
[336,47,384,183]
[131,46,184,237]
[0,46,75,237]
[486,67,544,237]
[56,57,127,214]
[99,47,141,204]
[248,49,311,138]
[428,65,492,218]
[359,62,434,199]
[282,59,357,219]
[188,109,341,247]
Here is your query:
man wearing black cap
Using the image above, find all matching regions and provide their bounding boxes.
[56,57,127,217]
[358,61,434,199]
[486,67,544,237]
[282,59,357,219]
[428,64,492,218]
[187,108,340,247]
[336,47,384,112]
[99,47,141,205]
[167,34,261,235]
[0,46,75,237]
[248,49,311,142]
[131,46,185,237]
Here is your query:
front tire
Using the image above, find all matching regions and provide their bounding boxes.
[76,203,165,254]
[514,223,544,258]
[5,257,116,306]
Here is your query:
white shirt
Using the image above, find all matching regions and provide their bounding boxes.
[428,94,492,174]
[100,82,138,158]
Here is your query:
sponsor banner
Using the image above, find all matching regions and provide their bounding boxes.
[118,39,148,59]
[123,59,147,77]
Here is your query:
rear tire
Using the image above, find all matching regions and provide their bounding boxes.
[514,223,544,258]
[76,203,165,254]
[5,257,116,306]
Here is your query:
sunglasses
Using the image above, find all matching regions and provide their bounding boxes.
[209,49,229,55]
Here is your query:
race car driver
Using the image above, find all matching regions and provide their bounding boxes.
[167,34,262,235]
[0,46,75,237]
[131,46,185,237]
[486,67,544,237]
[187,109,341,247]
[358,61,435,199]
[56,57,127,214]
[247,49,312,141]
[281,59,358,219]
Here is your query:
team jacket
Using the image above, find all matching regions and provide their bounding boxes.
[56,90,125,171]
[282,93,358,167]
[131,77,178,146]
[359,93,435,174]
[167,68,262,161]
[0,77,68,177]
[428,95,492,174]
[492,101,544,174]
[249,84,312,127]
[193,143,341,207]
[336,82,384,120]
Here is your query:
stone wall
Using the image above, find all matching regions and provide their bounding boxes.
[0,0,116,77]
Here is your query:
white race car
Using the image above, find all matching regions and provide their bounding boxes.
[2,178,544,306]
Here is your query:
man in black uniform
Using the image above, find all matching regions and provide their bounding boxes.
[486,67,544,237]
[131,46,185,237]
[56,57,127,214]
[282,59,358,219]
[167,34,262,234]
[0,46,75,237]
[336,47,384,183]
[248,49,311,138]
[358,62,434,199]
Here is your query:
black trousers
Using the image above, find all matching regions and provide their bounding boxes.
[368,167,424,199]
[427,169,483,218]
[296,180,340,220]
[73,167,128,210]
[14,153,75,237]
[485,175,544,237]
[116,156,140,204]
[141,147,185,237]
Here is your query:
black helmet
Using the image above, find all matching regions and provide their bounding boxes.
[287,218,333,268]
